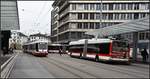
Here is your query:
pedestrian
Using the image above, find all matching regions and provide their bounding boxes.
[141,48,148,63]
[9,47,14,54]
[59,49,62,56]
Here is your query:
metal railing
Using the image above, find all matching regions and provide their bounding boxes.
[1,53,19,78]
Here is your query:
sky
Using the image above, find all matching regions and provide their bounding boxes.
[17,1,54,36]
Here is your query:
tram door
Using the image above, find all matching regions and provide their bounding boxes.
[36,43,38,51]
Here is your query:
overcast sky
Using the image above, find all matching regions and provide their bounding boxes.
[17,1,54,35]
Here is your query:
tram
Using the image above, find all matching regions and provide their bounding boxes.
[23,40,48,57]
[48,44,62,53]
[48,44,68,54]
[69,38,130,64]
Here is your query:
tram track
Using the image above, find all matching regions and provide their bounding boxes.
[48,54,148,78]
[42,57,99,78]
[41,57,84,78]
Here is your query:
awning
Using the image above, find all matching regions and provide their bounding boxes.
[85,17,149,37]
[1,1,20,30]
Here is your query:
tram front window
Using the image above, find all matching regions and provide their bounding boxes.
[112,41,129,52]
[39,43,47,50]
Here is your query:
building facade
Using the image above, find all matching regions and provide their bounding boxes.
[1,1,20,54]
[29,33,51,43]
[51,0,149,44]
[9,31,28,49]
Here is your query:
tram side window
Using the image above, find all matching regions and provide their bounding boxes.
[88,44,100,54]
[69,45,84,53]
[99,43,110,54]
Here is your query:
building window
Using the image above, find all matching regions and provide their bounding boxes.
[96,13,100,19]
[78,4,83,10]
[84,13,88,19]
[134,13,139,19]
[127,14,133,20]
[140,3,147,10]
[109,4,113,10]
[90,4,95,10]
[148,3,150,9]
[145,32,150,40]
[140,13,146,18]
[77,23,82,29]
[114,14,120,20]
[121,4,126,10]
[134,3,139,10]
[120,14,126,20]
[95,23,100,29]
[103,4,107,10]
[108,13,113,20]
[102,14,107,20]
[89,23,94,29]
[96,4,101,10]
[72,4,76,10]
[128,4,133,10]
[84,4,89,10]
[90,13,95,19]
[83,23,88,29]
[114,4,120,10]
[102,23,107,28]
[139,32,145,40]
[71,13,77,20]
[78,13,82,19]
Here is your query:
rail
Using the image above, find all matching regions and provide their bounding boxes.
[1,53,19,78]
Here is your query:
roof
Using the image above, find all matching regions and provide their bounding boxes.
[30,33,48,38]
[23,40,48,45]
[48,43,62,46]
[85,17,149,37]
[1,1,20,30]
[19,32,28,37]
[69,38,112,45]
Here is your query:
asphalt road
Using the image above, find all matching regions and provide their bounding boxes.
[9,52,149,78]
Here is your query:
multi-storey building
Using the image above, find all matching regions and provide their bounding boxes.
[29,33,51,43]
[1,1,20,54]
[9,31,28,49]
[51,0,149,44]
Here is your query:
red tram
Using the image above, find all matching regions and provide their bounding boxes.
[23,40,48,57]
[69,39,130,64]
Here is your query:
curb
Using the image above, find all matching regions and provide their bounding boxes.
[1,53,19,78]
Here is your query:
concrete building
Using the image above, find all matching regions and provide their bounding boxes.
[51,0,149,44]
[29,33,51,43]
[9,31,28,49]
[1,1,20,54]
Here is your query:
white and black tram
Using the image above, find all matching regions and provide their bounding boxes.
[23,40,48,57]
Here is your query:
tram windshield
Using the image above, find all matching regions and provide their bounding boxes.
[39,43,47,50]
[112,41,129,52]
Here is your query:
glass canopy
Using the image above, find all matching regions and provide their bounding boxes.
[85,17,149,37]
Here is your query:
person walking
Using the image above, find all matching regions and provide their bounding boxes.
[141,48,148,63]
[59,49,62,56]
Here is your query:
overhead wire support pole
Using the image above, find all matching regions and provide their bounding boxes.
[96,0,103,39]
